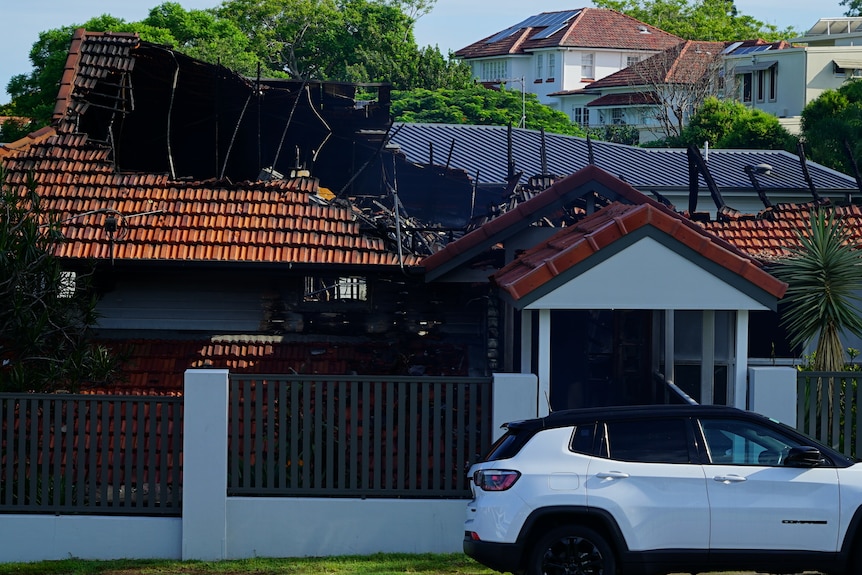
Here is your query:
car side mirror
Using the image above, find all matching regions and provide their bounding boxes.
[784,446,824,467]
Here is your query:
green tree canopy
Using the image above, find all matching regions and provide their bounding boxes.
[391,86,586,136]
[841,0,862,16]
[592,0,796,41]
[800,80,862,176]
[4,0,467,127]
[652,97,795,150]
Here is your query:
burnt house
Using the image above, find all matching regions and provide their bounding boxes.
[0,30,492,391]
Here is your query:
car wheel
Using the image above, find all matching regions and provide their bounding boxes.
[528,525,615,575]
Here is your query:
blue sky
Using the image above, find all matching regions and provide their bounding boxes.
[0,0,844,104]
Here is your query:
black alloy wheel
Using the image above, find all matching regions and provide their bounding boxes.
[529,525,615,575]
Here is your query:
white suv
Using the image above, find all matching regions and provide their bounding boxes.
[464,404,862,575]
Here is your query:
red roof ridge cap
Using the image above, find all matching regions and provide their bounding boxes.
[510,27,534,54]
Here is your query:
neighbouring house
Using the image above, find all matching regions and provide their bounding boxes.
[453,8,682,113]
[550,40,729,142]
[550,40,797,144]
[722,19,862,134]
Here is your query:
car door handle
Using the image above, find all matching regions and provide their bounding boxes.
[596,471,630,479]
[713,474,747,483]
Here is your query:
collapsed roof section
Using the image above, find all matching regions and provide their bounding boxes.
[53,29,392,189]
[0,29,421,269]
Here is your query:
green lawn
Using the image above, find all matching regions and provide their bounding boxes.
[0,553,497,575]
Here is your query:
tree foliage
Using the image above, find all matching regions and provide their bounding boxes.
[772,210,862,371]
[0,168,122,392]
[592,0,796,41]
[800,80,862,176]
[390,86,586,136]
[650,97,795,150]
[841,0,862,17]
[4,0,467,127]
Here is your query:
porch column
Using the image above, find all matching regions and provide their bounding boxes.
[521,309,533,375]
[733,310,749,409]
[538,309,551,416]
[664,310,675,383]
[701,310,715,405]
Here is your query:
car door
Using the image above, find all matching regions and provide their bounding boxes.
[699,417,840,552]
[585,417,710,552]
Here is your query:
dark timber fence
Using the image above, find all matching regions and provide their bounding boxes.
[0,393,183,515]
[797,371,862,458]
[227,375,493,498]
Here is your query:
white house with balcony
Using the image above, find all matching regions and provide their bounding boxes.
[722,19,862,134]
[453,8,682,118]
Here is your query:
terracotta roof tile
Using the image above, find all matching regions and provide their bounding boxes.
[585,40,727,90]
[698,202,862,262]
[492,202,787,303]
[454,8,681,59]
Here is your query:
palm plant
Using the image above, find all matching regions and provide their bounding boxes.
[773,209,862,372]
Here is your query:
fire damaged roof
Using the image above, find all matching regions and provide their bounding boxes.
[698,202,862,262]
[0,29,417,268]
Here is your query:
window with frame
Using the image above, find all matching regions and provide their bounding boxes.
[572,106,589,127]
[699,418,807,466]
[626,55,640,67]
[581,53,594,80]
[756,69,765,102]
[304,275,368,303]
[480,59,508,81]
[611,108,625,125]
[834,62,862,78]
[739,72,752,103]
[603,418,692,464]
[536,54,544,79]
[769,68,777,101]
[547,53,557,79]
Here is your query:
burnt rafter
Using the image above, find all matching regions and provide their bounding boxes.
[56,31,393,191]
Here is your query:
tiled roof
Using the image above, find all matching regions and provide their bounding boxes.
[0,128,415,266]
[422,165,670,276]
[584,40,726,90]
[86,337,471,392]
[390,123,858,193]
[491,201,788,303]
[697,202,862,262]
[0,30,416,268]
[454,8,681,59]
[586,92,660,107]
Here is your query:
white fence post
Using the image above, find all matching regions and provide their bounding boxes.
[182,369,229,560]
[491,373,539,441]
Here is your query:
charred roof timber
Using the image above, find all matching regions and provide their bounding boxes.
[55,30,393,192]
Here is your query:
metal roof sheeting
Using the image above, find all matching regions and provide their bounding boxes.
[389,123,858,193]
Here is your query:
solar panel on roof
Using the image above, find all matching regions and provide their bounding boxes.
[485,10,580,43]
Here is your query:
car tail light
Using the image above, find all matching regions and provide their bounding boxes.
[473,469,520,491]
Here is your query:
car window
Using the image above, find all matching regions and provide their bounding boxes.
[604,418,692,463]
[570,423,597,455]
[699,418,806,466]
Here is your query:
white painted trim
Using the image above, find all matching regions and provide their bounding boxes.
[538,309,552,416]
[521,309,533,374]
[701,310,715,404]
[524,237,771,311]
[733,310,750,409]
